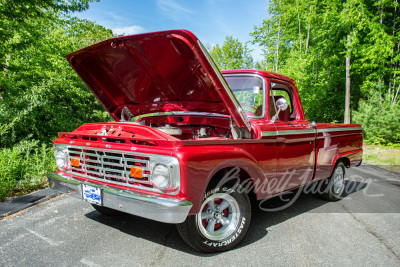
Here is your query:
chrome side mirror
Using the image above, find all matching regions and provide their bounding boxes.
[275,98,288,111]
[271,97,288,123]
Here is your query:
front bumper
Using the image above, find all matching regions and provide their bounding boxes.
[47,172,192,224]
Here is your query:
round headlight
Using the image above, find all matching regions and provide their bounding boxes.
[54,147,69,171]
[151,164,170,189]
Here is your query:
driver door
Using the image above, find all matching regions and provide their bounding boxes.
[269,80,315,191]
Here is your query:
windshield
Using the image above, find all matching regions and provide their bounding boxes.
[223,75,265,117]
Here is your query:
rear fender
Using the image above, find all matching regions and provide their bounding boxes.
[331,149,363,173]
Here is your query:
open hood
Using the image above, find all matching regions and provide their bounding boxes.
[67,30,251,132]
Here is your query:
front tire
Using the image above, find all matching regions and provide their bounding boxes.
[177,183,251,253]
[317,162,346,201]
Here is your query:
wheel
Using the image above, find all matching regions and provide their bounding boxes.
[317,162,346,201]
[177,183,251,253]
[91,204,125,216]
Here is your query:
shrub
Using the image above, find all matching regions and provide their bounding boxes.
[353,90,400,145]
[0,140,56,201]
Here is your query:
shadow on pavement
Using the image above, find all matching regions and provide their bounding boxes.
[84,179,369,256]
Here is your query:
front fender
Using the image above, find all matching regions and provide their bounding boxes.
[173,145,267,215]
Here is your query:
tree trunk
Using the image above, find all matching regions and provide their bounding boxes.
[3,55,9,78]
[306,23,310,54]
[275,1,282,72]
[390,0,398,103]
[296,0,302,56]
[306,4,312,54]
[394,83,400,104]
[344,32,351,124]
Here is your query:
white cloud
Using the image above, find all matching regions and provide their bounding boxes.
[112,25,145,36]
[107,12,126,22]
[156,0,192,20]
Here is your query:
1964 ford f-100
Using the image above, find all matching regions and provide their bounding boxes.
[47,30,363,253]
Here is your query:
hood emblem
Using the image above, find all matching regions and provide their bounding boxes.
[98,128,109,136]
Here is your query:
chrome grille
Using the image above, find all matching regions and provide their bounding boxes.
[67,147,151,186]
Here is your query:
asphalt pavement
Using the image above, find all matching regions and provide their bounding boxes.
[0,164,399,266]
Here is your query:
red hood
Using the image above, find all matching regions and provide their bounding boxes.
[67,29,251,131]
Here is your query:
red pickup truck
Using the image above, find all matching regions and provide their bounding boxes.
[47,30,363,253]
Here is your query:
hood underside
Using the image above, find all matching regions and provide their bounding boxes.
[67,30,251,131]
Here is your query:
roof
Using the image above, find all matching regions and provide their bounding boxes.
[221,69,295,84]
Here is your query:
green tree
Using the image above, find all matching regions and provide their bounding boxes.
[0,0,113,147]
[0,0,114,199]
[251,0,400,128]
[0,0,95,73]
[353,87,400,144]
[209,35,254,70]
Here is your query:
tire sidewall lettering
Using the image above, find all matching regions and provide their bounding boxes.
[204,187,220,199]
[222,187,234,194]
[202,216,247,247]
[203,187,235,200]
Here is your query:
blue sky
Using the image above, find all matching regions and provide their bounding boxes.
[74,0,269,61]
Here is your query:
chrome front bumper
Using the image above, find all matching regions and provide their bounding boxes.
[47,172,192,224]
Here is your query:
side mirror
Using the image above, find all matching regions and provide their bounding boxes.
[275,97,288,111]
[271,97,288,123]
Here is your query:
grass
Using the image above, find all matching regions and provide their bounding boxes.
[362,144,400,173]
[0,140,56,202]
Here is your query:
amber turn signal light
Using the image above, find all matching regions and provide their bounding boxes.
[71,158,80,168]
[130,167,143,179]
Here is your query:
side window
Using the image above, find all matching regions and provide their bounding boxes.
[269,82,296,121]
[272,89,292,113]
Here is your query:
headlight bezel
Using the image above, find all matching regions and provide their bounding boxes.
[149,156,180,194]
[151,163,171,190]
[53,144,71,171]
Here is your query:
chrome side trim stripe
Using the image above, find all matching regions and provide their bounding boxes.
[278,130,315,135]
[261,130,315,137]
[316,127,362,133]
[261,131,278,137]
[261,127,361,137]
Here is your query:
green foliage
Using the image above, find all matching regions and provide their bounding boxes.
[353,89,400,145]
[0,5,113,147]
[0,140,56,201]
[209,35,255,70]
[0,0,113,199]
[251,0,400,126]
[0,0,97,72]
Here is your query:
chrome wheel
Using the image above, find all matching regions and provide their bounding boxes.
[332,166,345,195]
[177,183,251,253]
[315,162,346,202]
[197,193,240,241]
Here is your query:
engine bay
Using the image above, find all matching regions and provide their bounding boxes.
[137,114,233,140]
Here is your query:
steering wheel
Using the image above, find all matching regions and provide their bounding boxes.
[241,103,257,115]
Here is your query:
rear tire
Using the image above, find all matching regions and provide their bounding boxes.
[317,162,346,201]
[91,204,125,216]
[177,183,251,253]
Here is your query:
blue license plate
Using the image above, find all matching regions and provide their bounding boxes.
[82,184,102,205]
